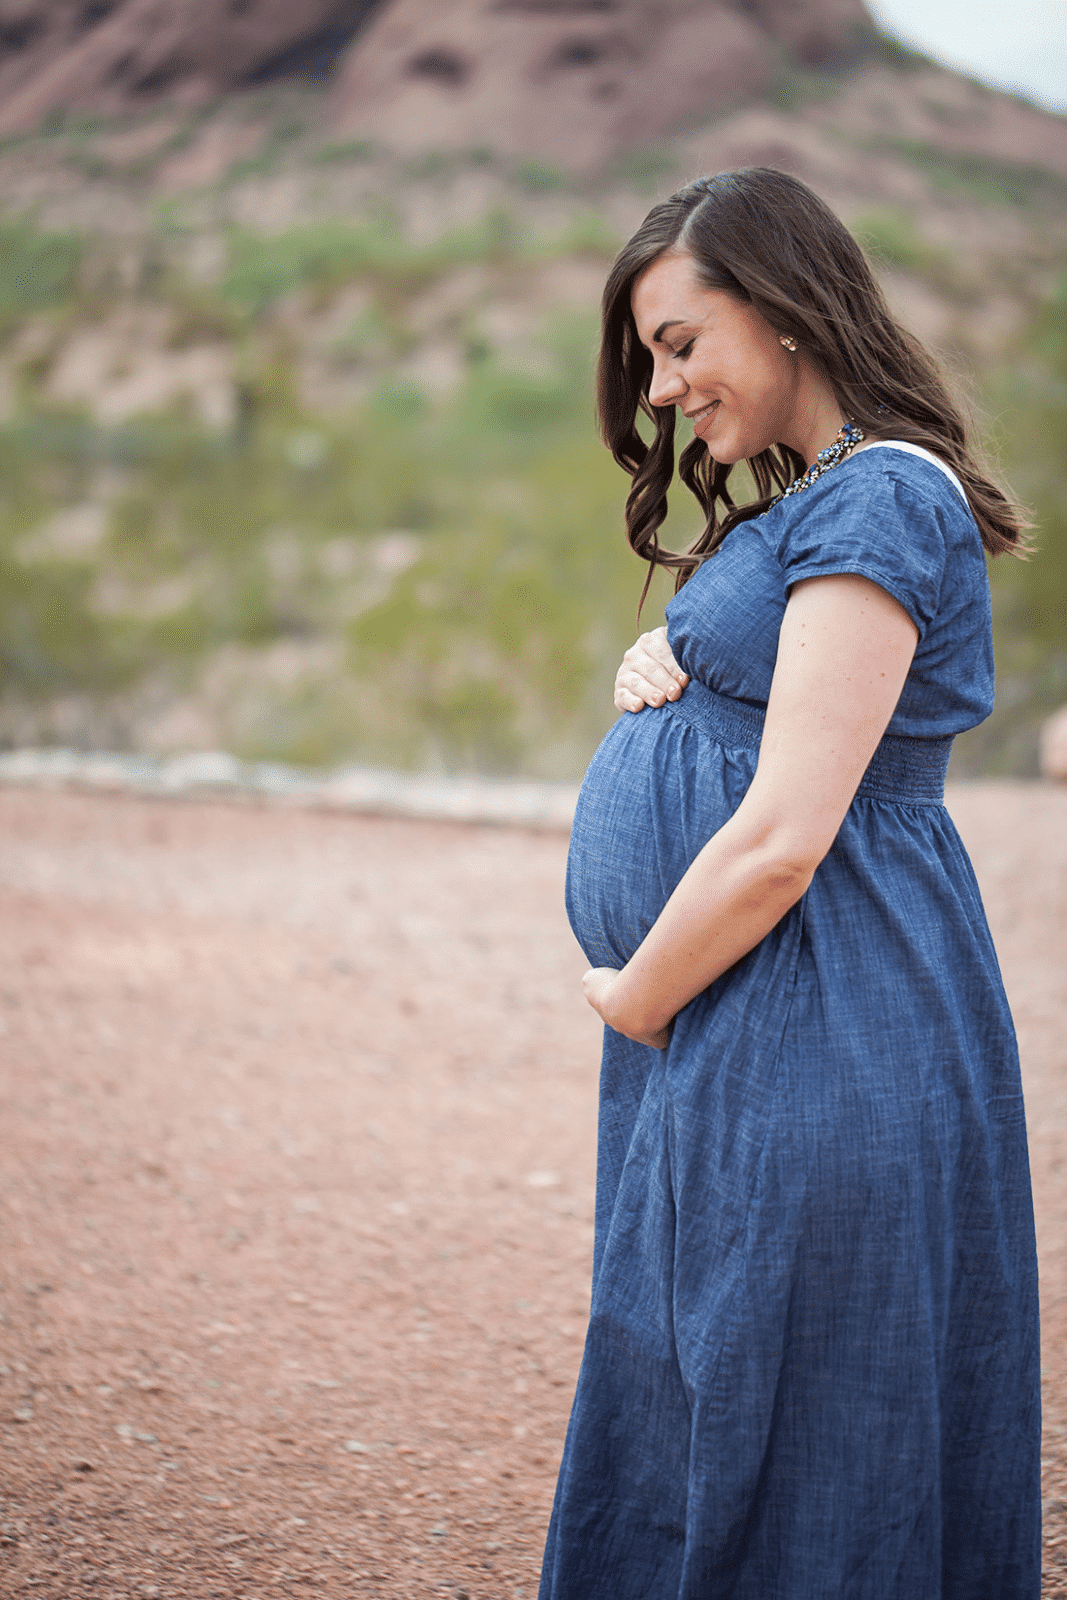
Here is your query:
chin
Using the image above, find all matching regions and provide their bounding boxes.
[703,442,746,466]
[703,431,773,466]
[695,420,750,465]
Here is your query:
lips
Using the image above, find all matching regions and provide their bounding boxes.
[686,400,719,423]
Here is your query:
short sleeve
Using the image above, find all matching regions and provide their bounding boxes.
[765,453,953,640]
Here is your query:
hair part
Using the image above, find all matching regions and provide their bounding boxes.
[596,168,1029,611]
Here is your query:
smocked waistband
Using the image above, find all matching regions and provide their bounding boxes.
[664,680,951,804]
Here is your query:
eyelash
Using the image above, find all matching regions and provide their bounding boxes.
[673,340,695,360]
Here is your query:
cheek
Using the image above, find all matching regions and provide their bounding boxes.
[711,338,783,405]
[741,355,792,417]
[719,374,780,426]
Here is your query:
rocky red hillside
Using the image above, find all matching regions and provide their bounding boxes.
[0,0,873,157]
[0,0,384,135]
[328,0,873,169]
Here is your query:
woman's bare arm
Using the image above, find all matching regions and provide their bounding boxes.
[614,626,689,712]
[585,574,920,1048]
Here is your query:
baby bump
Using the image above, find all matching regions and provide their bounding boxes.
[565,704,757,970]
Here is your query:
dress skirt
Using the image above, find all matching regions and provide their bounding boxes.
[542,680,1041,1600]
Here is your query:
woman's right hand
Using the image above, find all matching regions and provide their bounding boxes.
[614,626,689,713]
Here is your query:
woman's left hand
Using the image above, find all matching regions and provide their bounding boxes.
[614,626,689,713]
[582,967,673,1050]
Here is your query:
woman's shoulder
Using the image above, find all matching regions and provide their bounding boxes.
[756,436,985,640]
[849,439,969,509]
[763,437,979,544]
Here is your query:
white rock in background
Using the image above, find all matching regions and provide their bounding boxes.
[46,316,236,430]
[0,748,580,829]
[16,504,109,561]
[1039,705,1067,782]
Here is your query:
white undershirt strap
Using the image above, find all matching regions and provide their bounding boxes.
[857,439,969,505]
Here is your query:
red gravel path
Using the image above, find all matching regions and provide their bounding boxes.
[0,780,1064,1599]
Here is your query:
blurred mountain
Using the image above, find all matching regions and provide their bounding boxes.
[0,0,385,136]
[0,0,1064,776]
[3,0,873,155]
[1,0,1064,176]
[328,0,873,170]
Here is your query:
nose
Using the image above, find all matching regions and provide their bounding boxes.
[647,357,686,410]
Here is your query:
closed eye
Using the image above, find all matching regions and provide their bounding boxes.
[672,339,695,360]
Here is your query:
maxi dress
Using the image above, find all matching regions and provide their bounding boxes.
[541,444,1041,1600]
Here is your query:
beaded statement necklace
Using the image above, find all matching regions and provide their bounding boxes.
[767,421,865,509]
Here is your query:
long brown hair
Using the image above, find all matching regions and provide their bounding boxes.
[597,168,1028,603]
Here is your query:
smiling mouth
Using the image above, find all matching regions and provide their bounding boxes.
[686,400,719,423]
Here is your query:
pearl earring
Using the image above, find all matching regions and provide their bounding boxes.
[779,336,798,352]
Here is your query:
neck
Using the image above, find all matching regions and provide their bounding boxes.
[783,372,847,466]
[803,418,849,466]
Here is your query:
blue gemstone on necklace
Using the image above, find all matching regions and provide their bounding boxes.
[766,423,866,511]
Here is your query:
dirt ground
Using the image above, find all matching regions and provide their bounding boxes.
[0,779,1065,1600]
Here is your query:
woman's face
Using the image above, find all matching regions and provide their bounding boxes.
[630,250,818,464]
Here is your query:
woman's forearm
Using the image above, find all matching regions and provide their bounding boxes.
[588,576,920,1048]
[593,809,814,1041]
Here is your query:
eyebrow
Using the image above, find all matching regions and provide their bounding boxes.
[652,319,689,344]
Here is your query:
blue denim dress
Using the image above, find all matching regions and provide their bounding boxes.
[543,448,1041,1600]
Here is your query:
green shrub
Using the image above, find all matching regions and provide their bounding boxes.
[609,148,678,194]
[513,159,569,195]
[0,216,82,327]
[954,279,1067,774]
[852,209,937,274]
[221,217,402,310]
[877,140,1067,209]
[311,139,375,164]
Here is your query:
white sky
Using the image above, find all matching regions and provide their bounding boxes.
[865,0,1067,113]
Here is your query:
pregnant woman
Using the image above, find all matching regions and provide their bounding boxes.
[541,169,1040,1599]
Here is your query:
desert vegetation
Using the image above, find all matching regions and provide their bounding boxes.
[0,67,1064,777]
